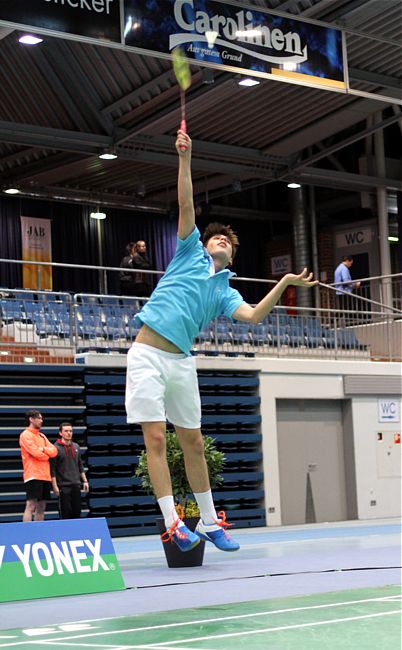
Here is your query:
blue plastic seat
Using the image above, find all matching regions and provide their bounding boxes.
[322,328,336,348]
[287,325,306,347]
[251,323,270,345]
[338,329,366,350]
[0,299,23,323]
[214,318,232,344]
[304,317,323,347]
[231,322,250,344]
[195,324,211,343]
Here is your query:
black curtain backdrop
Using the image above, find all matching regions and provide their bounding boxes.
[0,196,269,303]
[0,196,23,288]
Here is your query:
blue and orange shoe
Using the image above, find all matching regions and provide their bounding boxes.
[161,519,201,552]
[195,511,240,552]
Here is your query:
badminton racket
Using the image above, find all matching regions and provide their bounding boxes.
[172,47,191,151]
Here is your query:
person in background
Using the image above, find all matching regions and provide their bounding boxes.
[131,240,152,297]
[334,255,361,314]
[50,422,88,519]
[19,410,58,522]
[119,242,136,296]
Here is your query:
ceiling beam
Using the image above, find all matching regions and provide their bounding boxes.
[349,68,402,91]
[320,0,380,22]
[1,120,400,195]
[293,167,402,192]
[291,112,402,170]
[102,69,177,116]
[46,39,116,136]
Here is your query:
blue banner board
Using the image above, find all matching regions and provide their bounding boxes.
[123,0,345,87]
[0,518,125,602]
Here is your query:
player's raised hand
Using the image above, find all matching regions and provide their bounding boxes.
[285,268,319,287]
[176,129,191,157]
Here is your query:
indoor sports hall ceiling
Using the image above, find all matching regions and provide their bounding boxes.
[0,0,401,224]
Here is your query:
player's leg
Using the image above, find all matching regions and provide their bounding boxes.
[141,421,172,499]
[167,355,240,552]
[174,425,239,552]
[141,421,200,552]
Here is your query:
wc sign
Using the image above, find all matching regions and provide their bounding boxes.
[271,254,292,276]
[0,518,125,602]
[378,398,400,423]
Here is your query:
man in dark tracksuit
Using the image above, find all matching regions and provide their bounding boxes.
[50,422,88,519]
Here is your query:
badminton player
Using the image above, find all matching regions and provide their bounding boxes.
[126,130,318,552]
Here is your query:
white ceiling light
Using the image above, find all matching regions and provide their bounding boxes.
[388,236,399,242]
[99,152,118,160]
[19,34,43,45]
[4,187,21,194]
[283,61,297,71]
[90,211,106,220]
[287,182,301,189]
[99,148,118,160]
[238,77,260,87]
[236,30,262,37]
[205,31,218,47]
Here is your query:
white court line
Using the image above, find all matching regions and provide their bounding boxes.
[144,610,401,646]
[0,595,399,648]
[41,592,400,628]
[39,645,198,650]
[38,643,134,649]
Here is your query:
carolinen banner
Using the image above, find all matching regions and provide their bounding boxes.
[0,518,125,602]
[123,0,345,88]
[20,216,52,290]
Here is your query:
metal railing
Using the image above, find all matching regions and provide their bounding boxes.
[1,288,401,362]
[325,272,402,315]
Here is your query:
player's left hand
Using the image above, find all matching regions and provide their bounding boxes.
[176,129,191,156]
[285,268,319,287]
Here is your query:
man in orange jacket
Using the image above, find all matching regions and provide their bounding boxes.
[19,410,58,522]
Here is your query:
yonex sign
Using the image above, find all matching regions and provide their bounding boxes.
[0,518,125,602]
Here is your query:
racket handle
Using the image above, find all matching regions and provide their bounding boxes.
[179,119,187,151]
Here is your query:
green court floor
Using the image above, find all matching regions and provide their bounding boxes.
[0,586,400,650]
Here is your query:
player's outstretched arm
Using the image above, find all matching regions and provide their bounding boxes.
[233,268,318,324]
[176,130,195,240]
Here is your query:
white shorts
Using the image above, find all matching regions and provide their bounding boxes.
[125,342,201,429]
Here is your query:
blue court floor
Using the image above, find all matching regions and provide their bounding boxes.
[0,518,400,649]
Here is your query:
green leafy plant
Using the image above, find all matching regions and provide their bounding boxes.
[135,430,225,517]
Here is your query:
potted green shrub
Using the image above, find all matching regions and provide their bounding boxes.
[135,430,225,567]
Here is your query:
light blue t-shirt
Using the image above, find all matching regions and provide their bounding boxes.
[334,262,353,294]
[136,226,245,355]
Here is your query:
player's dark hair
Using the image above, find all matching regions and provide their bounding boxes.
[25,410,42,426]
[202,222,239,259]
[59,422,73,432]
[342,255,353,262]
[126,242,135,255]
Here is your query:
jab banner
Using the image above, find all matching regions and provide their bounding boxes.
[0,518,125,602]
[123,0,345,88]
[20,216,52,290]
